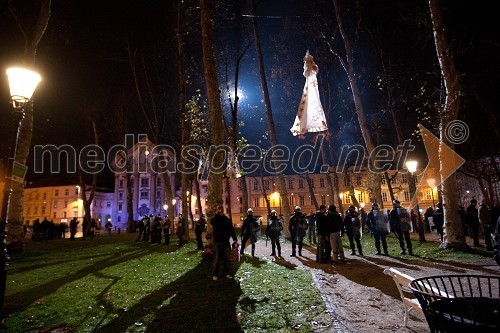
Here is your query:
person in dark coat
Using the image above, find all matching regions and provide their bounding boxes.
[344,206,363,256]
[315,205,329,262]
[176,213,186,246]
[479,199,494,250]
[326,205,345,262]
[69,218,79,241]
[152,214,163,244]
[162,215,171,245]
[136,215,146,241]
[432,202,445,242]
[366,203,389,255]
[389,200,413,255]
[211,205,237,280]
[240,208,259,256]
[288,206,308,257]
[266,210,283,257]
[465,199,480,247]
[307,210,317,244]
[194,214,207,250]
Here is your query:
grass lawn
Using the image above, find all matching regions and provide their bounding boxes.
[3,234,329,332]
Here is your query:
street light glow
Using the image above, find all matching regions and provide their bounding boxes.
[6,67,41,108]
[406,160,418,174]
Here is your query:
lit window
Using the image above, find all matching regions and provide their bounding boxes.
[357,192,364,203]
[321,195,326,205]
[289,196,294,206]
[382,193,388,202]
[401,174,408,184]
[404,191,410,201]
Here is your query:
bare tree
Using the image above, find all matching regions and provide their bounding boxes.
[5,0,51,252]
[429,0,466,248]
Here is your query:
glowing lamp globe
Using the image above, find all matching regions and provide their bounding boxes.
[406,160,418,174]
[6,67,41,108]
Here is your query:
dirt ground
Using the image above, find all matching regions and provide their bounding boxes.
[250,234,500,333]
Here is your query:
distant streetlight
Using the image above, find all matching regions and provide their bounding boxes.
[1,67,41,316]
[405,160,425,242]
[163,204,168,211]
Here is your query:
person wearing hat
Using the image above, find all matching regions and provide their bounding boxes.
[389,200,413,255]
[195,214,207,250]
[266,210,283,257]
[241,208,259,256]
[366,203,389,255]
[432,202,445,242]
[344,206,363,256]
[289,206,308,257]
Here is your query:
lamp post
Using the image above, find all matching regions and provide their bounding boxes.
[1,67,41,316]
[405,160,425,242]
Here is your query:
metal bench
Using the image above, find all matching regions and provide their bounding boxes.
[410,275,500,332]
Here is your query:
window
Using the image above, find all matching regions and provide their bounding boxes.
[391,177,397,184]
[343,176,349,187]
[65,189,69,196]
[119,179,124,188]
[107,201,111,208]
[345,195,351,204]
[253,181,259,191]
[54,189,59,196]
[64,201,68,208]
[319,178,325,188]
[42,206,46,214]
[53,212,56,218]
[157,177,162,186]
[381,177,386,184]
[298,179,304,189]
[140,191,149,199]
[27,207,31,215]
[63,211,67,218]
[118,203,123,211]
[310,196,314,205]
[254,197,259,208]
[43,192,47,200]
[382,192,388,202]
[404,191,410,201]
[119,192,123,200]
[141,178,149,187]
[356,175,362,186]
[156,190,161,199]
[117,216,121,222]
[289,196,294,206]
[425,190,433,200]
[299,196,305,206]
[263,180,270,190]
[357,192,364,203]
[34,207,38,214]
[401,174,408,184]
[288,179,293,189]
[321,195,326,205]
[308,178,315,188]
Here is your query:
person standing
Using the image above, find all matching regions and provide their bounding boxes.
[432,202,445,242]
[176,213,186,246]
[136,215,146,241]
[465,199,481,247]
[344,206,363,256]
[162,215,171,245]
[194,214,207,250]
[82,218,89,240]
[366,203,389,255]
[307,210,317,244]
[389,200,413,255]
[289,206,308,257]
[479,199,494,250]
[143,215,152,242]
[315,205,329,262]
[327,205,345,263]
[211,205,237,281]
[266,210,283,257]
[152,214,163,244]
[69,218,79,241]
[240,208,259,256]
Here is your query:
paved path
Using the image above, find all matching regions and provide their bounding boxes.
[240,235,500,333]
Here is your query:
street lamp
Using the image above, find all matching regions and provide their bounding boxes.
[405,160,425,242]
[1,67,41,315]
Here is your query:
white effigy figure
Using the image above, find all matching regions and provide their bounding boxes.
[290,51,328,136]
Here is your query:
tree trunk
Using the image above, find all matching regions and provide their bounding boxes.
[6,0,51,252]
[305,174,319,210]
[200,0,226,237]
[125,172,134,232]
[177,0,189,240]
[251,0,291,235]
[429,0,466,248]
[332,0,383,208]
[225,177,233,222]
[194,175,203,217]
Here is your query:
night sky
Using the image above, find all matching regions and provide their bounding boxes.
[1,0,499,188]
